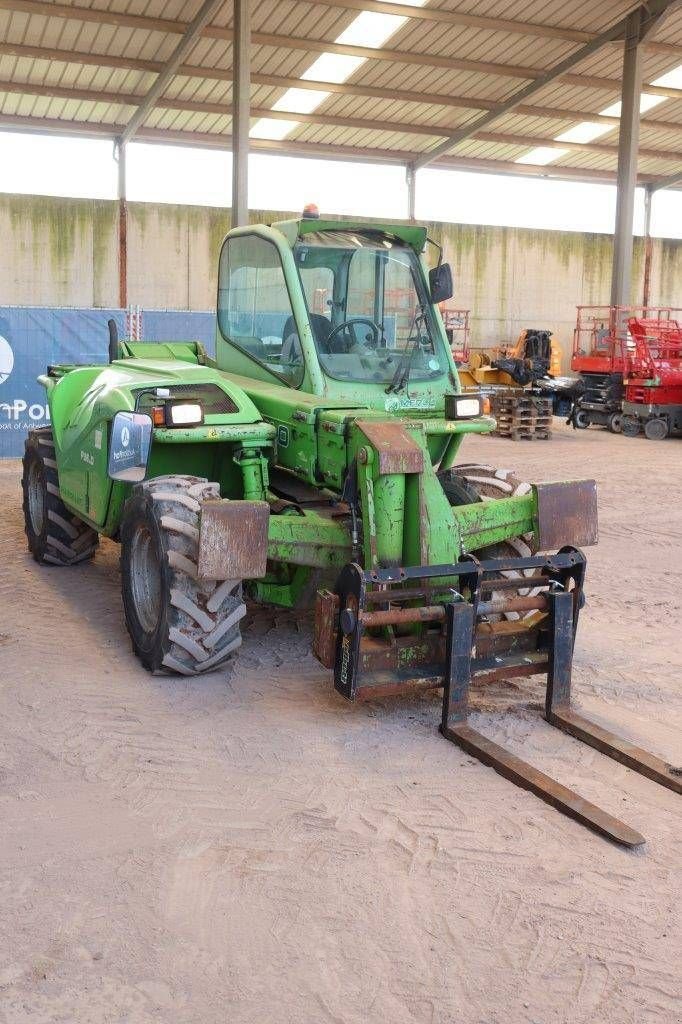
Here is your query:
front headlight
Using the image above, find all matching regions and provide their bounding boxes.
[166,402,203,426]
[445,394,483,419]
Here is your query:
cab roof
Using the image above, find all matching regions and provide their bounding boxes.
[270,217,428,253]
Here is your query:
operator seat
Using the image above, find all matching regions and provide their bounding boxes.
[282,313,336,353]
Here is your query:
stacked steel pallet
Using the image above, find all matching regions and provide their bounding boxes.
[491,391,553,440]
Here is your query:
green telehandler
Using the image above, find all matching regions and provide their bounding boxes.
[22,211,680,846]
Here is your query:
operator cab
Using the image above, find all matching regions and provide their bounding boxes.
[216,212,455,399]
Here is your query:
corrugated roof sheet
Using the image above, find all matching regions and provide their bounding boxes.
[0,0,680,184]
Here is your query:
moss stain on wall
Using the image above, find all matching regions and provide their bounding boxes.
[137,202,187,251]
[91,201,118,306]
[3,194,682,318]
[581,233,613,305]
[206,208,231,266]
[130,200,148,237]
[630,237,644,304]
[7,194,99,302]
[496,226,509,320]
[659,239,682,305]
[461,225,492,308]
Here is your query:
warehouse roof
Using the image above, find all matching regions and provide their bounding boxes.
[1,0,682,186]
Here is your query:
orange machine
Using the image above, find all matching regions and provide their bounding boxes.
[450,326,562,389]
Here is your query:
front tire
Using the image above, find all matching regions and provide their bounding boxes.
[21,428,99,565]
[120,475,246,676]
[573,409,590,429]
[607,412,623,434]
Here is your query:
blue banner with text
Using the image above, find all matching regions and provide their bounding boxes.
[0,307,216,457]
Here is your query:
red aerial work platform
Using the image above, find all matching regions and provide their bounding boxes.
[570,306,682,434]
[621,315,682,439]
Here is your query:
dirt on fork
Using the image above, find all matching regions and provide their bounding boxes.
[0,421,681,1024]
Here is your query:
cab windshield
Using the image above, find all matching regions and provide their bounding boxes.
[293,230,448,386]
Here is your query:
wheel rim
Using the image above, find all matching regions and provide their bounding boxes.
[129,524,163,634]
[27,459,45,534]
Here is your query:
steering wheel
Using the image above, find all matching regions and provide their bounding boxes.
[324,318,381,353]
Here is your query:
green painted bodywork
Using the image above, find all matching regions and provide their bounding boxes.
[37,217,547,609]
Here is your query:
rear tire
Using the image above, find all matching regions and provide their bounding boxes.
[573,409,590,429]
[607,412,622,434]
[439,464,539,620]
[21,428,99,565]
[443,462,535,556]
[120,475,246,676]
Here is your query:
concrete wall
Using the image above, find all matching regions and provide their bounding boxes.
[1,192,681,371]
[428,222,673,353]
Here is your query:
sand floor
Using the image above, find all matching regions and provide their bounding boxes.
[1,421,681,1024]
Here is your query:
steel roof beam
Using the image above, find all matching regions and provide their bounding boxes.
[313,0,591,42]
[2,2,682,88]
[228,71,682,110]
[650,167,682,190]
[3,77,681,161]
[118,0,224,146]
[471,130,680,162]
[251,33,532,79]
[309,0,682,56]
[410,0,682,171]
[3,38,682,105]
[1,110,680,188]
[0,4,555,82]
[2,0,681,57]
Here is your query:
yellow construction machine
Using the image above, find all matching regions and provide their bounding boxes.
[457,327,563,389]
[441,311,574,425]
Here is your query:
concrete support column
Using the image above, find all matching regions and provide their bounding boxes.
[406,166,416,222]
[116,139,127,310]
[231,0,250,228]
[610,11,644,308]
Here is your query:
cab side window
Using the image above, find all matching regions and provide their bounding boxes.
[218,235,304,386]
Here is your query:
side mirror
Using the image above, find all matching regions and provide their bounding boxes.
[429,262,453,304]
[107,411,152,482]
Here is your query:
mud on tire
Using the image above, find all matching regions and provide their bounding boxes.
[120,474,246,676]
[22,428,99,565]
